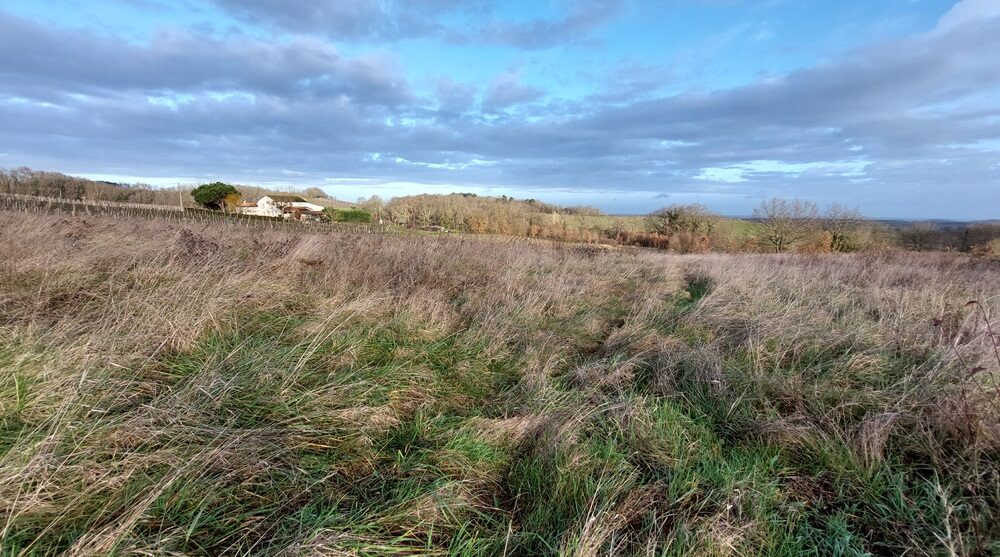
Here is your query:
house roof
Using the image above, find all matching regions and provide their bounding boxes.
[267,194,307,203]
[282,207,325,214]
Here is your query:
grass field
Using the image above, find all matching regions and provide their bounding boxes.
[1,211,998,556]
[538,213,757,239]
[531,213,651,233]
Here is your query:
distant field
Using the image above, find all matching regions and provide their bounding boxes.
[305,197,357,210]
[1,210,997,555]
[539,212,757,237]
[537,213,649,232]
[715,217,756,236]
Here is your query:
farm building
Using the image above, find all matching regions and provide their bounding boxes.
[238,195,326,220]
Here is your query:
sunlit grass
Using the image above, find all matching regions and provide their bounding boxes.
[0,211,997,555]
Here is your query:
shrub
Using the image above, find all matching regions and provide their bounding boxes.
[647,204,717,237]
[325,208,372,223]
[899,222,940,251]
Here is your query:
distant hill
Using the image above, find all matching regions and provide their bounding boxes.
[0,167,354,209]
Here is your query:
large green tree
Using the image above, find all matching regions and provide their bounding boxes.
[191,182,241,212]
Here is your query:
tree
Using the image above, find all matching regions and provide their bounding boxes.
[223,192,242,212]
[191,182,241,212]
[562,205,604,216]
[965,223,1000,252]
[647,204,717,236]
[822,203,864,252]
[361,195,385,223]
[303,187,329,198]
[413,203,433,227]
[386,200,413,226]
[899,222,939,251]
[753,198,819,252]
[0,168,25,194]
[466,210,488,234]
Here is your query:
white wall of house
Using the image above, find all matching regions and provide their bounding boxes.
[239,205,281,217]
[238,196,325,217]
[289,201,325,212]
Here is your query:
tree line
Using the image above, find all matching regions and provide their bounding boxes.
[380,192,998,255]
[0,167,182,205]
[0,168,346,211]
[3,167,995,255]
[377,193,605,240]
[645,199,998,255]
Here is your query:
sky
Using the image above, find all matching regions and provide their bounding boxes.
[1,0,998,218]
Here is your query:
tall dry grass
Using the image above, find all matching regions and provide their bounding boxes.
[0,211,997,555]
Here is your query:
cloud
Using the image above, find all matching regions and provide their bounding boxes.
[207,0,459,41]
[434,77,477,115]
[482,70,545,111]
[587,62,674,103]
[0,12,412,107]
[935,0,1000,32]
[208,0,625,49]
[0,0,998,218]
[471,0,626,49]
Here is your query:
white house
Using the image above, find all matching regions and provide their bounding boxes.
[239,195,326,220]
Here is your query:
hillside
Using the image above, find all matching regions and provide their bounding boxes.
[6,170,998,255]
[1,211,998,555]
[0,168,351,210]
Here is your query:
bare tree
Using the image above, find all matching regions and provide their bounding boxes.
[361,195,385,223]
[0,166,183,204]
[823,203,864,252]
[647,204,717,236]
[413,203,433,227]
[0,168,16,194]
[303,187,329,198]
[753,198,819,252]
[899,222,940,251]
[386,200,413,226]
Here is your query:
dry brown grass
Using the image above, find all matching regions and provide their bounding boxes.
[1,211,998,556]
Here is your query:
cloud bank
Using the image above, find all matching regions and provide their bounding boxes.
[0,0,998,218]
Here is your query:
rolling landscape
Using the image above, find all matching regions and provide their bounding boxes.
[1,171,999,555]
[2,0,999,555]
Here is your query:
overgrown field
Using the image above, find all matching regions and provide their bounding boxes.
[1,212,998,556]
[535,213,756,239]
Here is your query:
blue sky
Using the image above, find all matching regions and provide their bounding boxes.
[1,0,998,218]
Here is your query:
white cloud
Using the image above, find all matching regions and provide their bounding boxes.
[696,160,870,183]
[935,0,1000,33]
[1,1,998,218]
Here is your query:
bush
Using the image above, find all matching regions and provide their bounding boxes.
[647,204,717,236]
[325,208,372,223]
[899,222,940,251]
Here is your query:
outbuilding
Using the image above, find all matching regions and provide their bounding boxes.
[239,195,326,220]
